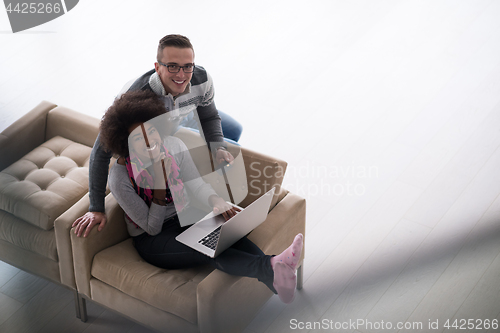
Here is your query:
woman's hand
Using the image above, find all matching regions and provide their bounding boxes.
[209,195,241,221]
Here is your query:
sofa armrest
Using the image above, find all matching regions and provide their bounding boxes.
[71,193,129,298]
[197,192,306,333]
[239,147,288,210]
[0,101,57,170]
[46,106,100,148]
[54,193,93,290]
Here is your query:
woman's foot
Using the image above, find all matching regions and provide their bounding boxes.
[271,233,303,270]
[273,262,296,303]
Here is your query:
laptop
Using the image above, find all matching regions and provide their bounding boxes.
[176,187,276,258]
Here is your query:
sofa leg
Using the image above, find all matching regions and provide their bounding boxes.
[73,290,81,319]
[78,294,88,322]
[297,264,304,290]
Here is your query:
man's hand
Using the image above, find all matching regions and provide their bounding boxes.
[215,148,234,166]
[209,195,241,221]
[72,212,107,237]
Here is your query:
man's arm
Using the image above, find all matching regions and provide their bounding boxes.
[73,133,113,237]
[197,102,224,147]
[189,68,224,148]
[193,69,234,164]
[88,133,112,212]
[195,102,235,166]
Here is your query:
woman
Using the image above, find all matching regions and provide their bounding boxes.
[100,90,303,303]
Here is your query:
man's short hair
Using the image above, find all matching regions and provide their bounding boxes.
[157,34,194,62]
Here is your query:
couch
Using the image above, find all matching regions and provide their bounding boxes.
[0,101,306,332]
[0,101,101,318]
[70,128,306,333]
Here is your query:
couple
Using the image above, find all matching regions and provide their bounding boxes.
[74,35,303,303]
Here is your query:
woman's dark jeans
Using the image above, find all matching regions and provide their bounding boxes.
[133,218,276,293]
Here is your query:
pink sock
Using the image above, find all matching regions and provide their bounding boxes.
[271,233,303,270]
[273,262,296,304]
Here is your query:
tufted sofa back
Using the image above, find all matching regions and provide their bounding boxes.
[0,136,91,230]
[46,106,100,148]
[0,105,99,231]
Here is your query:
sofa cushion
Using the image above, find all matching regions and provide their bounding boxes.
[91,238,214,325]
[0,136,91,230]
[0,210,58,261]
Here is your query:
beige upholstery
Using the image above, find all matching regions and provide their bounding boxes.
[92,239,213,324]
[0,136,91,230]
[0,209,58,261]
[0,101,54,171]
[1,101,306,332]
[0,102,99,303]
[71,130,306,333]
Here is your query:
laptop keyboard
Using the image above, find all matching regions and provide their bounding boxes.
[198,225,222,250]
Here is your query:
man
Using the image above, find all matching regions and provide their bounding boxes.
[73,34,242,237]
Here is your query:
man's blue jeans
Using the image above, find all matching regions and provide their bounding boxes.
[180,110,243,144]
[218,110,243,143]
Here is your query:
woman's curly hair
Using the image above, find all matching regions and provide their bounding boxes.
[99,90,168,157]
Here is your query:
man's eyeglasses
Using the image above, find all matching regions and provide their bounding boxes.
[158,61,195,73]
